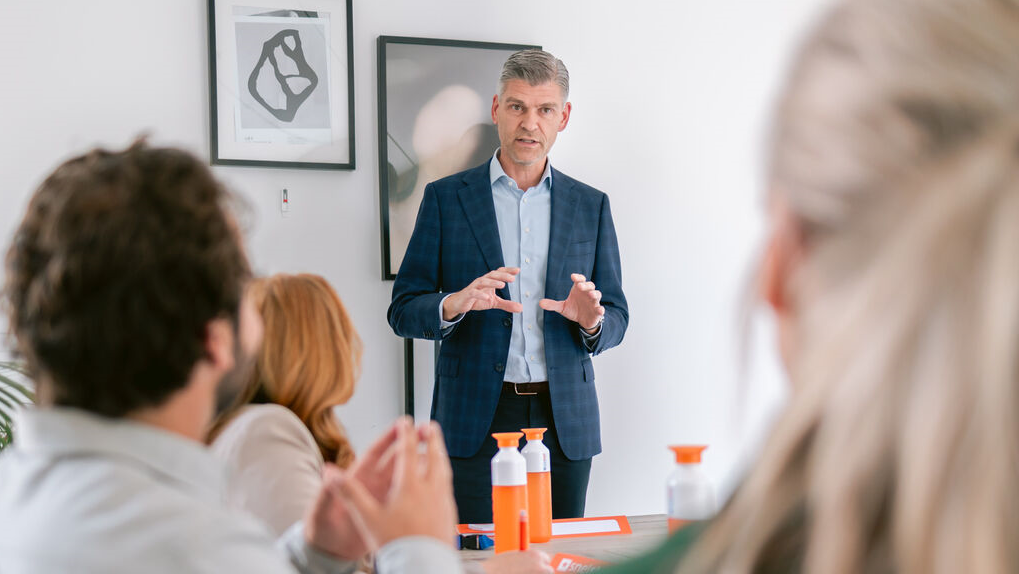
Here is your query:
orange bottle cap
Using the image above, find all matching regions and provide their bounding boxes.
[669,445,708,464]
[493,432,524,447]
[521,428,547,440]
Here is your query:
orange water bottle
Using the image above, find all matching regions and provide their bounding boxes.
[491,432,529,553]
[666,445,715,534]
[521,428,552,543]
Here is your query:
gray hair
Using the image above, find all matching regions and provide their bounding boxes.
[498,49,570,102]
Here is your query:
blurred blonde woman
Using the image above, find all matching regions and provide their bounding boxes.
[208,273,361,535]
[209,273,552,574]
[605,0,1019,573]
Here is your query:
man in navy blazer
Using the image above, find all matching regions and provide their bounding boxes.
[388,50,628,522]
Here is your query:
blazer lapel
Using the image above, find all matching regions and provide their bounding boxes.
[457,164,509,299]
[546,168,580,300]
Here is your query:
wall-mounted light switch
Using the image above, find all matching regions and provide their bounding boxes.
[281,188,290,217]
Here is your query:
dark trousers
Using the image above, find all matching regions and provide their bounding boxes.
[449,384,593,524]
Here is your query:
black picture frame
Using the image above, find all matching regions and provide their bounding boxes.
[377,36,540,280]
[208,1,355,169]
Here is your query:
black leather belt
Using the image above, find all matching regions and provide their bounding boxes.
[504,381,549,395]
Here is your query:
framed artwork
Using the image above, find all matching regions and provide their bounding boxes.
[207,0,355,169]
[377,36,540,280]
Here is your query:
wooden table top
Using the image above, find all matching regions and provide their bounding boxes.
[459,513,668,564]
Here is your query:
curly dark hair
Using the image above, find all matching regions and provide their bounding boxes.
[3,140,251,417]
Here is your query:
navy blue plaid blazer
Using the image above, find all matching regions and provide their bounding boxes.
[388,161,628,460]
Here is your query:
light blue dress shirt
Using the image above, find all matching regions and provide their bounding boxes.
[439,151,600,383]
[490,151,552,383]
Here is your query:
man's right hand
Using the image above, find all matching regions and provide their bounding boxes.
[442,267,523,321]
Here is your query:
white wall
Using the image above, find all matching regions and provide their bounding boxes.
[0,0,828,516]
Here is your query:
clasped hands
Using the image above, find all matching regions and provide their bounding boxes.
[303,417,552,573]
[441,267,605,333]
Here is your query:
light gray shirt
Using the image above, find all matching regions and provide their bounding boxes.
[0,407,462,574]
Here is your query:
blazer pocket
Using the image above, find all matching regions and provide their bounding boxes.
[567,239,596,256]
[437,355,460,378]
[582,358,595,382]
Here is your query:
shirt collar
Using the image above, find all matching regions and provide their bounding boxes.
[15,406,224,501]
[489,149,553,191]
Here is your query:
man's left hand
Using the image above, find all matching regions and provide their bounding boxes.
[539,274,604,333]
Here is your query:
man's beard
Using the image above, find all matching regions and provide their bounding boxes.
[213,338,256,418]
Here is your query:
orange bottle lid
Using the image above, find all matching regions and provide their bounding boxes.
[521,428,547,440]
[669,445,708,464]
[493,432,524,447]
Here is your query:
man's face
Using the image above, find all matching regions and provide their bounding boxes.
[214,290,263,416]
[491,79,572,168]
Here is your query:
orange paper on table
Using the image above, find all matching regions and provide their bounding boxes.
[457,515,631,539]
[550,553,608,572]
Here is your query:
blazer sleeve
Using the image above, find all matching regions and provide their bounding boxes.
[588,194,628,356]
[388,182,448,341]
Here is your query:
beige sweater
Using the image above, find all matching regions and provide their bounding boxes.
[211,404,482,574]
[211,403,324,536]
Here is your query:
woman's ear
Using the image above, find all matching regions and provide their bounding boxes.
[761,196,805,372]
[760,198,803,316]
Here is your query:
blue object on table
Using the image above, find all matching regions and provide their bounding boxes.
[457,533,495,551]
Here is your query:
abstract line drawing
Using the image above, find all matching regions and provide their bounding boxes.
[209,0,354,169]
[247,29,319,122]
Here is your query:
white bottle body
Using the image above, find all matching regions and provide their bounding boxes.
[491,446,527,486]
[666,464,715,524]
[521,438,551,473]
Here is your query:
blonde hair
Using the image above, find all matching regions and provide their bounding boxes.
[682,0,1019,572]
[210,274,362,468]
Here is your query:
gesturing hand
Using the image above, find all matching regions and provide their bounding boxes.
[539,273,605,332]
[443,267,524,321]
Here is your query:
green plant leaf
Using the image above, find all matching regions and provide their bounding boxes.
[0,373,33,401]
[0,360,26,372]
[0,393,17,417]
[0,382,30,406]
[0,362,34,403]
[0,361,34,452]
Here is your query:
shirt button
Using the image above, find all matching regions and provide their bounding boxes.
[528,324,533,330]
[502,318,512,327]
[523,198,528,204]
[530,355,536,361]
[494,363,505,373]
[525,257,531,264]
[525,227,530,234]
[525,292,531,298]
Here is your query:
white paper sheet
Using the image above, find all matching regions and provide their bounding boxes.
[551,519,623,536]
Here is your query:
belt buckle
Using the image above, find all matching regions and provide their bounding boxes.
[514,383,538,396]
